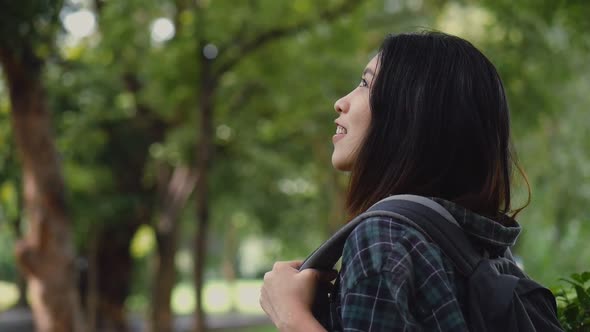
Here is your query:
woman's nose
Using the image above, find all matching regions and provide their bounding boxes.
[334,95,349,114]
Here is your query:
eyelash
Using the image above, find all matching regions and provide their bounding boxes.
[359,78,368,88]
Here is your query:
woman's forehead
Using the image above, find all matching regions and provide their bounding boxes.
[364,55,379,73]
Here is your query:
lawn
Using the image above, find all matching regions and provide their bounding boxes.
[0,279,265,315]
[0,281,18,311]
[1,279,274,330]
[170,279,264,314]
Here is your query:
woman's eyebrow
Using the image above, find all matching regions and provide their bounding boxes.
[362,68,375,77]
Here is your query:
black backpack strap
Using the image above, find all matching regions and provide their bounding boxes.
[299,210,368,271]
[300,195,481,276]
[368,196,481,276]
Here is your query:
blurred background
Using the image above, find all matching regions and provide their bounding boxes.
[0,0,589,331]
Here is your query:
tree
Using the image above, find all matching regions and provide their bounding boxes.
[186,1,364,330]
[0,1,85,331]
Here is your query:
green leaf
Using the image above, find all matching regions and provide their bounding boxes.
[574,285,590,308]
[560,278,587,289]
[572,273,584,284]
[563,303,579,322]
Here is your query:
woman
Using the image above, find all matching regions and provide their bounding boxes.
[260,31,528,331]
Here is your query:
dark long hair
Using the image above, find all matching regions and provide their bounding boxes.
[347,31,529,222]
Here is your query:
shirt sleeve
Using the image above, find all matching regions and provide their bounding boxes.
[338,217,421,331]
[341,270,421,331]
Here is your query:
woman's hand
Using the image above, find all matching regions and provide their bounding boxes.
[260,260,337,331]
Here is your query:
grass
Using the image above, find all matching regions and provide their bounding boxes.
[0,279,265,315]
[0,280,18,311]
[170,279,264,314]
[1,278,275,330]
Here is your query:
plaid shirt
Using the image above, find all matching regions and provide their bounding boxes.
[321,198,521,331]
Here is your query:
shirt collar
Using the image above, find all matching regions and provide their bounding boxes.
[431,197,521,249]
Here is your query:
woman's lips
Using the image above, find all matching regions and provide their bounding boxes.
[332,133,346,143]
[333,122,347,143]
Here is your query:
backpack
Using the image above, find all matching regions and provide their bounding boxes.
[300,195,564,331]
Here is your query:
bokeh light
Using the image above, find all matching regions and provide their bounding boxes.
[151,18,175,43]
[203,43,218,59]
[63,9,96,38]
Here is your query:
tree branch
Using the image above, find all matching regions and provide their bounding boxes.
[158,166,198,233]
[216,0,360,75]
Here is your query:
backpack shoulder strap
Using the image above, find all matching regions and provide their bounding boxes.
[369,195,481,276]
[300,195,481,276]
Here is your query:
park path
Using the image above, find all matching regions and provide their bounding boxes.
[0,308,271,331]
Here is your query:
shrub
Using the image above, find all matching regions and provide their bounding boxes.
[555,272,590,331]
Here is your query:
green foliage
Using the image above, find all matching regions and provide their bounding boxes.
[0,77,20,282]
[514,96,590,284]
[0,0,62,54]
[1,0,590,321]
[0,221,18,281]
[555,272,590,331]
[424,1,590,286]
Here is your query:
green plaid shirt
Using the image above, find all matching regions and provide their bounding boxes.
[323,198,521,331]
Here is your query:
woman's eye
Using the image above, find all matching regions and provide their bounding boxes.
[359,78,368,87]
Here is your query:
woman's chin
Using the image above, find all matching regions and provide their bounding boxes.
[331,157,352,172]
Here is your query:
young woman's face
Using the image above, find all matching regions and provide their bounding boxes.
[331,55,378,171]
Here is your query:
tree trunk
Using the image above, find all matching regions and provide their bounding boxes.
[0,48,85,332]
[93,215,143,332]
[150,166,197,332]
[11,195,29,308]
[222,222,238,313]
[151,225,178,332]
[85,227,99,332]
[193,53,216,332]
[15,272,29,308]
